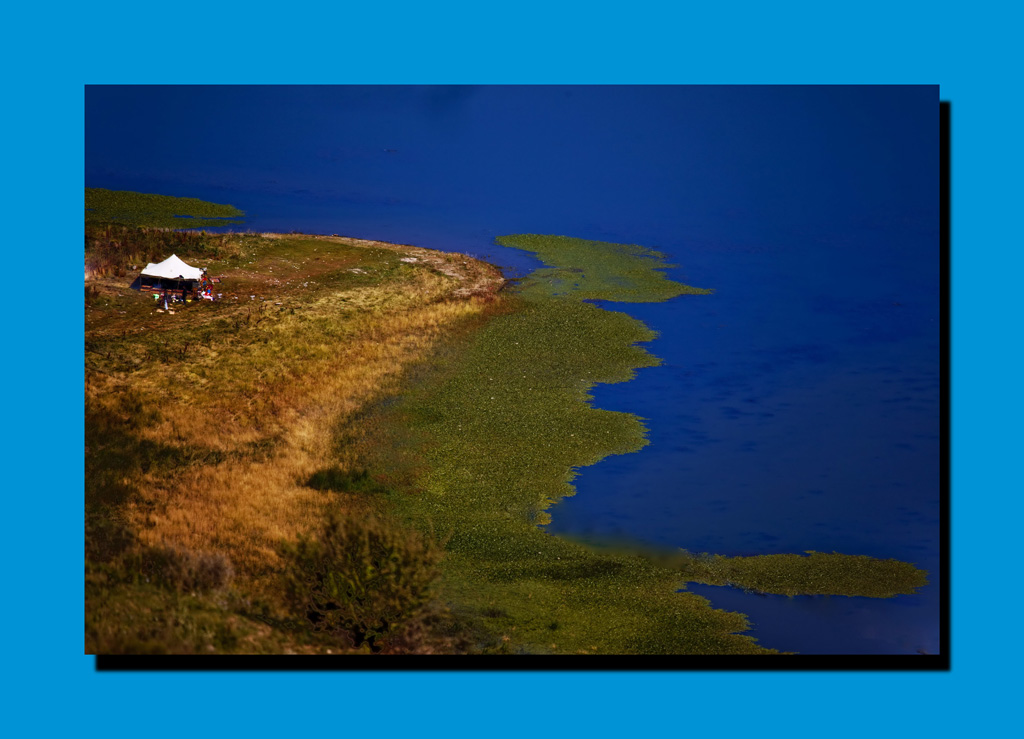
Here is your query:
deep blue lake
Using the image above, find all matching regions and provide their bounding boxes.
[86,85,941,655]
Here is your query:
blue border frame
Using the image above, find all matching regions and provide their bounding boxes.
[9,1,1015,735]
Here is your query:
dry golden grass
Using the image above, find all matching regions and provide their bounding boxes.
[85,233,505,598]
[127,297,492,581]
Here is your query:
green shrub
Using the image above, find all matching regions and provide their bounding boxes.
[280,512,443,651]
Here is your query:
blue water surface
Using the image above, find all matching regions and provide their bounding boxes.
[85,85,941,655]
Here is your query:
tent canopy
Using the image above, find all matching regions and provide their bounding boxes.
[140,254,204,281]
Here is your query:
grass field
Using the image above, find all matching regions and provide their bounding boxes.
[85,203,927,655]
[85,222,505,653]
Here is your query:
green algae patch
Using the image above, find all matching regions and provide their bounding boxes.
[497,233,712,302]
[670,550,929,599]
[86,188,245,228]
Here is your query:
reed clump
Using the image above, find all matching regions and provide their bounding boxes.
[85,223,240,278]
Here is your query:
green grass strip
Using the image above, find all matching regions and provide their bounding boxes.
[86,188,245,228]
[666,550,929,599]
[496,233,713,302]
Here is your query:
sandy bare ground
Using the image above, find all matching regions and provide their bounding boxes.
[260,233,507,299]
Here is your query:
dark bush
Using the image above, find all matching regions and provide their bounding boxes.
[130,545,235,593]
[280,512,442,652]
[85,511,138,563]
[305,467,384,495]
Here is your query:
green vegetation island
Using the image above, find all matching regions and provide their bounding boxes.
[85,190,928,655]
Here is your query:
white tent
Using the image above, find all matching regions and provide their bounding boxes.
[141,254,204,281]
